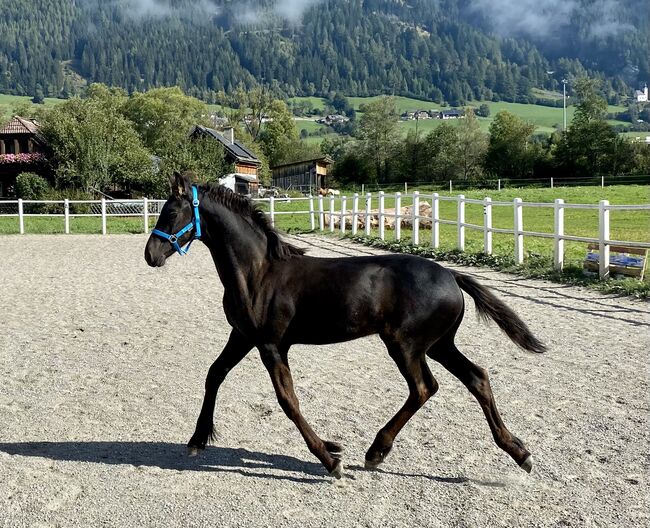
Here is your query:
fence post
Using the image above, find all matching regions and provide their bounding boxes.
[432,192,439,248]
[483,197,492,255]
[412,191,420,245]
[599,200,610,279]
[457,194,465,250]
[318,195,324,231]
[329,195,335,233]
[351,193,359,236]
[340,196,347,234]
[449,180,453,193]
[101,198,107,235]
[550,177,554,189]
[309,195,315,231]
[554,199,564,270]
[601,175,605,188]
[64,199,70,234]
[498,179,501,192]
[269,195,275,228]
[514,198,523,264]
[395,192,402,241]
[143,197,149,234]
[379,191,385,240]
[365,193,372,236]
[18,198,24,235]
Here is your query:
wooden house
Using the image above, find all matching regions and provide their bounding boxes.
[271,156,333,193]
[0,116,48,197]
[190,125,261,176]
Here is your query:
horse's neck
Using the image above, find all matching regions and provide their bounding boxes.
[202,203,267,294]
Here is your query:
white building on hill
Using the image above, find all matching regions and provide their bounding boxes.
[635,84,648,102]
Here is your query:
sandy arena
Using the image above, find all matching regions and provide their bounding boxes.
[0,234,648,527]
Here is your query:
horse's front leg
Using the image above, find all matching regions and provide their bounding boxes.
[259,344,343,478]
[187,329,253,456]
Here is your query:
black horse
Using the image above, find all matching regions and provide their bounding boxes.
[145,172,545,478]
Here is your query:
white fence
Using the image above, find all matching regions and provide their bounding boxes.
[0,198,166,236]
[2,192,649,280]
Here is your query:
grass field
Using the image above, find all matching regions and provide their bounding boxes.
[288,95,629,137]
[1,185,647,290]
[0,94,64,121]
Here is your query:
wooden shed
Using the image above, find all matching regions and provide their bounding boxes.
[271,156,333,194]
[189,125,261,176]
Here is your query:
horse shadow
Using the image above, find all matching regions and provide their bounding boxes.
[0,441,473,485]
[0,441,330,484]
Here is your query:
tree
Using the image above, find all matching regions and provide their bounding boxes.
[476,103,490,118]
[357,96,400,182]
[455,109,488,180]
[40,91,153,193]
[554,78,635,178]
[485,111,535,178]
[123,86,209,159]
[422,123,460,181]
[259,100,299,166]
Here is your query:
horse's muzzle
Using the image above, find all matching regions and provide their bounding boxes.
[144,237,167,267]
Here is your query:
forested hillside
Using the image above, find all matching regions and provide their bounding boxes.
[0,0,647,103]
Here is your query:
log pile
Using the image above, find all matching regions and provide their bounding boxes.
[324,201,432,230]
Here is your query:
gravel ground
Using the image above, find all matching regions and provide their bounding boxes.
[0,234,648,528]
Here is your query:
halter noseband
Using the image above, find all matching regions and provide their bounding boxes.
[152,185,202,256]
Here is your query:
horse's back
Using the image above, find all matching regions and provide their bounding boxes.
[277,253,463,345]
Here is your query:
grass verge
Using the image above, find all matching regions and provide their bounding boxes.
[347,234,650,300]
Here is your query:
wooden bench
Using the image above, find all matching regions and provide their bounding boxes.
[584,244,648,280]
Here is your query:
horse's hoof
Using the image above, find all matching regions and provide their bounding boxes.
[519,455,533,473]
[364,459,381,470]
[329,460,343,479]
[187,446,202,458]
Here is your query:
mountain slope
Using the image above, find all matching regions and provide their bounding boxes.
[0,0,646,103]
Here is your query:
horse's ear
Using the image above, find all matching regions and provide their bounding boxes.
[171,171,192,197]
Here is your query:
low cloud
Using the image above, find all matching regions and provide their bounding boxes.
[119,0,220,19]
[233,0,323,25]
[468,0,634,39]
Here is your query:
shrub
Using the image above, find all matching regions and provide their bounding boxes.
[15,172,51,199]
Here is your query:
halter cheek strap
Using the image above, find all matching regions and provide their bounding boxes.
[151,185,202,256]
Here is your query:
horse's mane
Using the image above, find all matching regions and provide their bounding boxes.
[202,184,306,260]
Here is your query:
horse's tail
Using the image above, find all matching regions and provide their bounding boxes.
[453,271,546,353]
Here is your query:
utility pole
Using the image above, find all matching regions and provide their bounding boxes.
[562,79,568,131]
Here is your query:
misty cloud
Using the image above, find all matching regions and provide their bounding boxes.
[118,0,220,19]
[233,0,323,25]
[468,0,634,39]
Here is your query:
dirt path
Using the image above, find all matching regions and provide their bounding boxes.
[0,234,648,527]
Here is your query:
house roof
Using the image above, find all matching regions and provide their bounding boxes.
[271,156,334,170]
[0,116,41,136]
[190,125,261,166]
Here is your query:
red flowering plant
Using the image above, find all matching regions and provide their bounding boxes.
[0,153,46,164]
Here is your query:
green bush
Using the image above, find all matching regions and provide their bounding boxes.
[15,172,51,199]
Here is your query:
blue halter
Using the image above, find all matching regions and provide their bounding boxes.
[152,185,202,256]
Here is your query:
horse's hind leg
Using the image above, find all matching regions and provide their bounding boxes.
[259,344,343,478]
[365,340,439,469]
[188,329,253,455]
[428,343,533,472]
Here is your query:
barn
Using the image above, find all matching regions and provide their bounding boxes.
[0,116,49,197]
[271,156,333,194]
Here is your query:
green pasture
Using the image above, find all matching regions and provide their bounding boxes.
[0,94,64,121]
[288,95,629,136]
[1,185,647,292]
[261,185,650,273]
